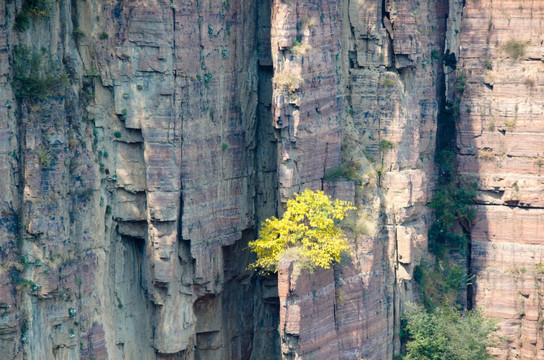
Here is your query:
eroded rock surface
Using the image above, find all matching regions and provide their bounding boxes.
[270,0,451,358]
[1,0,543,359]
[456,0,544,358]
[1,0,278,359]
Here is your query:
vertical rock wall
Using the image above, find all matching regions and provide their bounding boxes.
[457,1,544,358]
[2,0,543,359]
[272,0,449,359]
[0,0,279,359]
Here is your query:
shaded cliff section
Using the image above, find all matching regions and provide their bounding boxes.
[455,1,544,358]
[0,0,279,359]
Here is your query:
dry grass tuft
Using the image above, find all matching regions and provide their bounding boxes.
[290,43,312,56]
[273,71,304,93]
[477,149,495,161]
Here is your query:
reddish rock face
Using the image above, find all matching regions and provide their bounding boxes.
[272,0,449,358]
[1,0,542,359]
[457,1,544,357]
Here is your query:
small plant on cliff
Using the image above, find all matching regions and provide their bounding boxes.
[502,39,528,60]
[323,159,362,182]
[37,147,54,168]
[290,41,312,56]
[414,260,466,310]
[402,303,499,360]
[379,139,394,152]
[273,70,304,94]
[248,189,355,273]
[72,28,86,41]
[428,150,477,256]
[383,78,395,87]
[15,0,53,32]
[13,46,68,101]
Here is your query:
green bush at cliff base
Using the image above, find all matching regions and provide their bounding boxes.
[248,189,355,273]
[402,303,499,360]
[414,260,465,310]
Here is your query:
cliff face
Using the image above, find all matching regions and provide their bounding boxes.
[456,1,544,358]
[273,0,449,358]
[1,0,279,358]
[0,0,543,359]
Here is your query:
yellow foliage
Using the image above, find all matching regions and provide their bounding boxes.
[248,189,355,272]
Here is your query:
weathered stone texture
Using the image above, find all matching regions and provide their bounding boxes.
[270,0,343,201]
[1,0,278,359]
[456,0,544,358]
[273,0,447,358]
[4,0,543,358]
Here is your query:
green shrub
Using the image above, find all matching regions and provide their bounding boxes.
[383,78,395,87]
[431,49,441,61]
[15,13,31,32]
[113,131,122,139]
[502,39,527,60]
[85,68,100,77]
[13,46,68,101]
[379,139,394,152]
[402,303,499,360]
[15,0,52,32]
[99,32,109,40]
[454,72,467,92]
[37,148,53,168]
[487,120,495,131]
[290,42,312,56]
[72,28,85,40]
[428,150,477,256]
[414,260,465,309]
[204,73,213,88]
[208,24,214,38]
[504,119,516,130]
[323,160,362,182]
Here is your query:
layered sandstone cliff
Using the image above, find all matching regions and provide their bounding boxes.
[272,0,450,358]
[456,1,544,358]
[1,0,543,359]
[0,0,279,358]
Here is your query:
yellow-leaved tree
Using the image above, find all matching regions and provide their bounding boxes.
[248,189,355,272]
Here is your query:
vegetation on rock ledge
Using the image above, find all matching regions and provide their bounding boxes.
[13,46,68,101]
[248,189,354,273]
[15,0,53,32]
